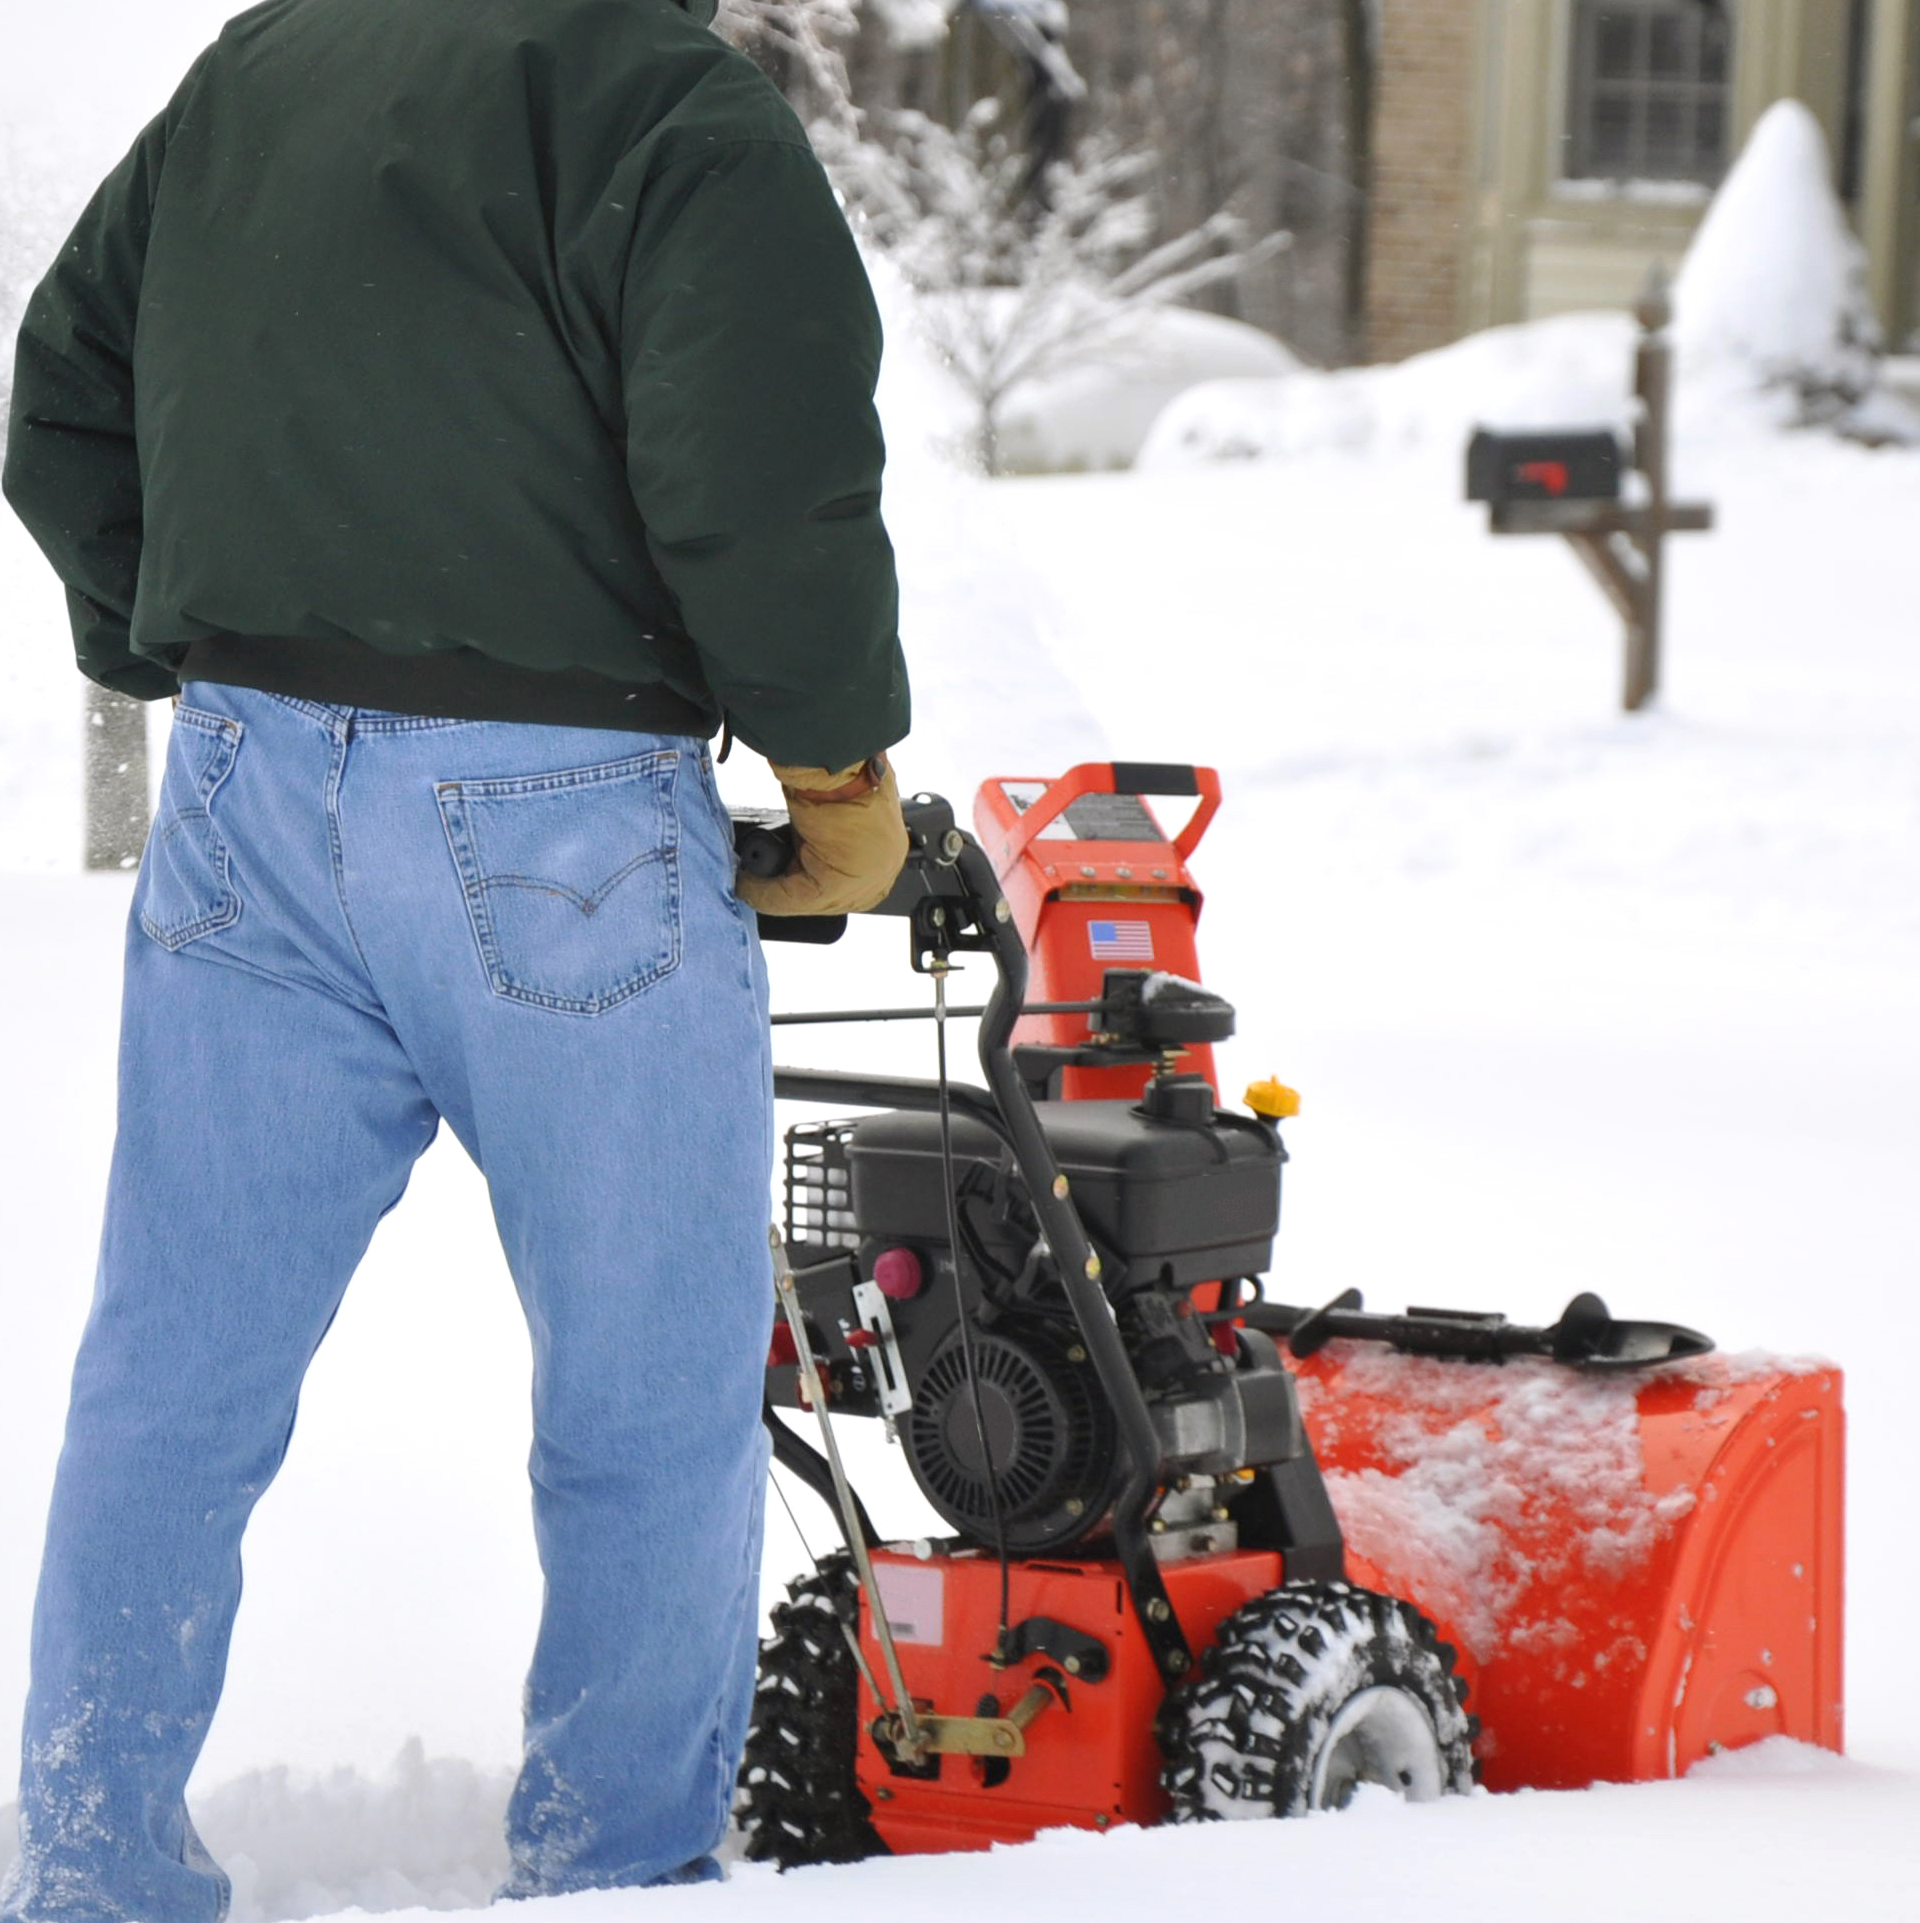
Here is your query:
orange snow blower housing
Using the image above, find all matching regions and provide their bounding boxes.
[742,765,1844,1865]
[975,763,1224,1101]
[972,763,1844,1803]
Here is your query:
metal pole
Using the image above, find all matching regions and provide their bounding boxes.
[83,686,151,871]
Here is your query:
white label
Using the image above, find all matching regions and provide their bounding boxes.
[851,1281,914,1418]
[872,1560,945,1645]
[1001,780,1078,836]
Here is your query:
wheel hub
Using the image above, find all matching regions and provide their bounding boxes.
[1312,1686,1446,1808]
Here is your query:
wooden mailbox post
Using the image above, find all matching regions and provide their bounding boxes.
[1473,272,1713,713]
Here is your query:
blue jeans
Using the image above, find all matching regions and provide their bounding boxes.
[1,684,775,1920]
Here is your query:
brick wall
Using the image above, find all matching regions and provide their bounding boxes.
[1364,0,1479,362]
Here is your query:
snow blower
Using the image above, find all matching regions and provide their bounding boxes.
[733,765,1844,1862]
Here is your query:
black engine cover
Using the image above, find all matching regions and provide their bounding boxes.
[847,1100,1282,1289]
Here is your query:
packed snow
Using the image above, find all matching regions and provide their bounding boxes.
[3,20,1919,1923]
[1291,1347,1843,1663]
[1309,1357,1696,1657]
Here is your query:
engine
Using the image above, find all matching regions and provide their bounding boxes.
[773,1062,1309,1555]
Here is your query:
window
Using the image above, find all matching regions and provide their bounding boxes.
[1565,1,1735,186]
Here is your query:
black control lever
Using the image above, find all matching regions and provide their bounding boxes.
[1240,1288,1713,1371]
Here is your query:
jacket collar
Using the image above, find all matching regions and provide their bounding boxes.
[672,0,721,23]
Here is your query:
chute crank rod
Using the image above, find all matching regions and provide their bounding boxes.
[769,1225,926,1757]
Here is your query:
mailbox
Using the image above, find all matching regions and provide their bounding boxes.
[1467,428,1623,505]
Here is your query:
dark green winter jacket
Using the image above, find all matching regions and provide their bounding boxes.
[3,0,908,769]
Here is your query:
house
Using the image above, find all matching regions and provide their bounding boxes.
[1366,0,1919,361]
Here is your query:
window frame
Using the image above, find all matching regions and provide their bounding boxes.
[1562,0,1737,189]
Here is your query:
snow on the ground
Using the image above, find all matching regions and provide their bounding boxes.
[9,1740,1915,1923]
[4,394,1917,1916]
[4,52,1920,1917]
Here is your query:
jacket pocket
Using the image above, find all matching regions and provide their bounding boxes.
[138,707,243,951]
[436,747,683,1015]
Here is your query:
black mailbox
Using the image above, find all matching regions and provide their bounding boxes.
[1467,428,1623,505]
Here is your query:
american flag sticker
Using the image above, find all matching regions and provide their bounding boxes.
[1088,919,1154,961]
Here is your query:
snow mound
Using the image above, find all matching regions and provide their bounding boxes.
[1672,99,1880,424]
[992,307,1302,473]
[1138,312,1637,469]
[1686,1734,1853,1780]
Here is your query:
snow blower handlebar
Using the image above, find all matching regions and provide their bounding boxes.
[989,761,1222,872]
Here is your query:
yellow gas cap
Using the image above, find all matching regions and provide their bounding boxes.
[1245,1078,1301,1120]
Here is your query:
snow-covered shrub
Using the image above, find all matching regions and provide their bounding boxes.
[1672,99,1883,428]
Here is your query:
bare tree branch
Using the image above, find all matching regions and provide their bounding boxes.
[715,0,866,132]
[831,104,1287,470]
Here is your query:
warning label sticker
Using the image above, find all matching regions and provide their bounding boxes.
[1000,780,1077,835]
[871,1560,945,1645]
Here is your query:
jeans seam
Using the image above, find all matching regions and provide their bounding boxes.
[139,715,245,953]
[250,691,536,734]
[702,1438,770,1860]
[693,750,759,998]
[335,713,496,733]
[444,746,681,799]
[323,721,380,992]
[253,690,340,725]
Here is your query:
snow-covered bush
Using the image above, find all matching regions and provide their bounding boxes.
[1672,98,1882,427]
[830,103,1287,472]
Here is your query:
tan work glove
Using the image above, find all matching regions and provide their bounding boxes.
[737,753,910,916]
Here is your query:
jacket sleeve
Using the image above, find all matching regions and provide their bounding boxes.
[617,137,910,771]
[2,68,202,701]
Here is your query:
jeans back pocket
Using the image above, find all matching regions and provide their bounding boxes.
[436,747,683,1015]
[139,707,243,952]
